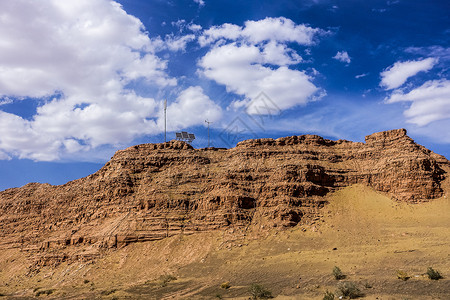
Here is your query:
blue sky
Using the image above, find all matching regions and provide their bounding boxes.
[0,0,449,190]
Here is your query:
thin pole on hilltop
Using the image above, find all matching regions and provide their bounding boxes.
[164,99,167,143]
[205,120,212,147]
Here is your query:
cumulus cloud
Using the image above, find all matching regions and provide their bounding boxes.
[385,79,450,126]
[164,86,222,130]
[198,18,324,115]
[188,23,202,32]
[0,111,63,161]
[333,51,351,64]
[0,0,208,161]
[380,58,437,90]
[242,18,323,45]
[199,23,243,46]
[199,17,324,46]
[164,34,196,51]
[0,0,176,98]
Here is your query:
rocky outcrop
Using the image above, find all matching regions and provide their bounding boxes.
[0,129,447,265]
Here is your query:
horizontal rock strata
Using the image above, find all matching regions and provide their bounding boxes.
[0,129,448,266]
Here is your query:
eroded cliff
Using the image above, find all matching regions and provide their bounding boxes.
[0,129,448,269]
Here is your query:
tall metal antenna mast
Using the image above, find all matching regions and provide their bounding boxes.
[164,99,167,143]
[205,119,212,147]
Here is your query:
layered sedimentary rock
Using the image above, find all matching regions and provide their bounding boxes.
[0,129,448,266]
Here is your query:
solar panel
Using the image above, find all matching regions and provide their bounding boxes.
[175,131,196,143]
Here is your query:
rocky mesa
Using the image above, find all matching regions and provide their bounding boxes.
[0,129,448,269]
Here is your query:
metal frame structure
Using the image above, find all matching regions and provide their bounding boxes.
[175,131,195,143]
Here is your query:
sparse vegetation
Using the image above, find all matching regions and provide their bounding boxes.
[323,290,335,300]
[83,279,90,284]
[159,274,177,287]
[333,266,345,280]
[35,289,55,297]
[249,283,273,299]
[336,282,363,299]
[396,270,410,281]
[427,267,442,280]
[220,281,231,289]
[100,289,117,296]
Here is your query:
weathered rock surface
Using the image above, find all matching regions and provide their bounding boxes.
[0,129,448,267]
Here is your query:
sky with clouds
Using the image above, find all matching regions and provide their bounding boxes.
[0,0,449,190]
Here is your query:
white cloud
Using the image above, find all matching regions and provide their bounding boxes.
[0,111,62,161]
[198,18,324,114]
[188,23,202,32]
[0,0,179,161]
[32,93,160,148]
[171,19,186,29]
[199,42,320,114]
[242,17,323,45]
[405,46,450,62]
[199,17,324,46]
[333,51,351,64]
[164,86,222,130]
[199,23,243,46]
[0,97,13,106]
[164,34,196,51]
[355,73,369,79]
[0,0,176,98]
[380,58,437,90]
[262,41,302,65]
[0,150,11,160]
[385,79,450,126]
[193,0,205,7]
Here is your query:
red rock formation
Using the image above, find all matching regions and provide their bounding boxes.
[0,129,447,265]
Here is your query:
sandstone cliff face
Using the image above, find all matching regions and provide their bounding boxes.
[0,129,447,267]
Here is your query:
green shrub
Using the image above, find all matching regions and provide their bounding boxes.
[323,290,335,300]
[427,267,442,280]
[333,266,345,280]
[396,270,410,281]
[249,283,273,299]
[336,282,363,299]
